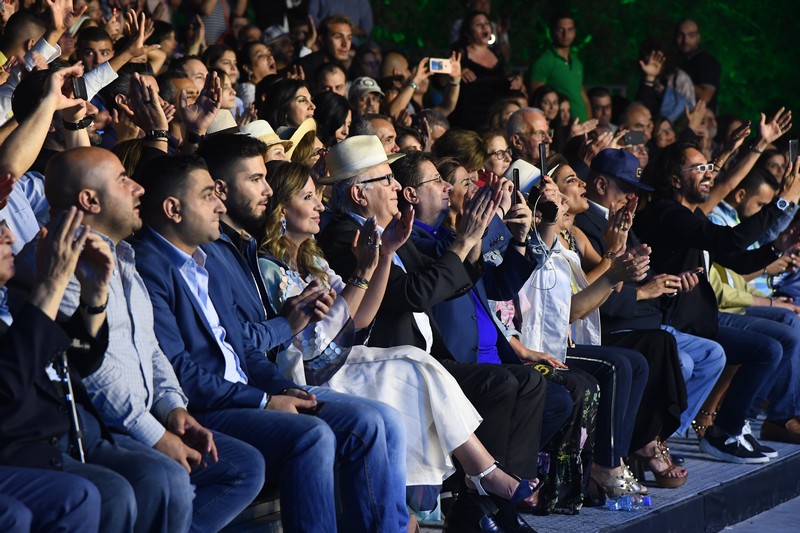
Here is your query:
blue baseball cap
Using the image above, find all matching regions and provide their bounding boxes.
[590,149,653,191]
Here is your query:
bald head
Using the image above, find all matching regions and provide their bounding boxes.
[45,147,145,243]
[381,51,410,80]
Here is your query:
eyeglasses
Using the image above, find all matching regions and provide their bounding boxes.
[682,163,715,173]
[416,175,444,187]
[487,149,512,160]
[361,173,395,186]
[524,129,554,141]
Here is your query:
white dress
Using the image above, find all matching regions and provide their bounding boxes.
[258,256,483,486]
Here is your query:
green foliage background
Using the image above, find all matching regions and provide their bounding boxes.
[371,0,799,129]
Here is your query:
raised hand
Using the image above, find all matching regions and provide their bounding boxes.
[570,117,599,139]
[759,107,792,146]
[45,63,86,110]
[638,50,665,81]
[180,71,221,136]
[607,250,650,284]
[74,232,114,308]
[34,207,89,290]
[351,215,380,273]
[685,99,707,136]
[127,72,169,131]
[449,51,462,84]
[604,207,630,256]
[381,208,415,256]
[506,193,533,242]
[47,0,87,34]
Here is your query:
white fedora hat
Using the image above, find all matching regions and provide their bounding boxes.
[207,109,241,135]
[318,135,404,185]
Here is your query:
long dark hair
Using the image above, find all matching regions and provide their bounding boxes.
[260,78,310,128]
[313,91,351,147]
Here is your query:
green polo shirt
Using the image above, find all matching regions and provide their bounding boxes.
[530,46,588,121]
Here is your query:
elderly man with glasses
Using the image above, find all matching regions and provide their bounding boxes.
[506,107,553,166]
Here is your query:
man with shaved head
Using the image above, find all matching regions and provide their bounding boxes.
[16,147,265,533]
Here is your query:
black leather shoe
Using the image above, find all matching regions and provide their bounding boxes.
[492,496,537,533]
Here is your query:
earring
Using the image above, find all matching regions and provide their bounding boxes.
[280,217,286,236]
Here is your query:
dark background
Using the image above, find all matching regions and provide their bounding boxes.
[370,0,799,133]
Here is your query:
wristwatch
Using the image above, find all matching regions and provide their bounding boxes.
[776,197,791,211]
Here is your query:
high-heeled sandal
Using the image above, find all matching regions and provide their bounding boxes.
[466,462,538,505]
[691,409,716,440]
[621,464,648,495]
[588,471,637,503]
[629,438,688,489]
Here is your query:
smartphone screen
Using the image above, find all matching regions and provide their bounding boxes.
[789,139,799,165]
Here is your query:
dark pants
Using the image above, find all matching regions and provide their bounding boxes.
[440,361,557,479]
[0,466,101,533]
[604,329,687,451]
[566,344,648,467]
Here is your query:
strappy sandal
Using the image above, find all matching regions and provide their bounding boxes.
[691,409,716,440]
[465,462,539,505]
[629,438,688,489]
[587,471,637,503]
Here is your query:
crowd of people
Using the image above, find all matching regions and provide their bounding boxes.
[0,0,798,532]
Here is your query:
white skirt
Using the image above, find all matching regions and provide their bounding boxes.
[325,345,483,486]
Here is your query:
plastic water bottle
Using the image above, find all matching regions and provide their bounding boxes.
[605,494,652,511]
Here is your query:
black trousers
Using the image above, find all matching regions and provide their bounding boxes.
[440,361,559,479]
[566,344,648,468]
[604,329,687,451]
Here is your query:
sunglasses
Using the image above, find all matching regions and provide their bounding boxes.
[682,163,715,173]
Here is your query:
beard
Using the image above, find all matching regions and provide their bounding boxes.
[226,191,269,239]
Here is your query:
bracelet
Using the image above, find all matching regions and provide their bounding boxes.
[79,297,109,315]
[406,81,419,91]
[497,206,506,218]
[186,130,206,144]
[347,276,369,290]
[643,80,655,87]
[63,117,94,130]
[449,80,461,86]
[146,130,169,139]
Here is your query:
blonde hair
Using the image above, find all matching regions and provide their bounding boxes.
[260,161,328,284]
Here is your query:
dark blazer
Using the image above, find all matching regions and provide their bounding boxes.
[206,226,294,355]
[0,304,109,470]
[634,196,781,337]
[319,214,475,360]
[411,220,537,364]
[574,201,663,332]
[129,228,296,412]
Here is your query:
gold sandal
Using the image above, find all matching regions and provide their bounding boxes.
[691,409,716,440]
[629,438,687,489]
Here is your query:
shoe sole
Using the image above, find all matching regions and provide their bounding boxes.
[699,439,770,464]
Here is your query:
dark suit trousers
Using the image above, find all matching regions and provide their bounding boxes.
[440,361,548,478]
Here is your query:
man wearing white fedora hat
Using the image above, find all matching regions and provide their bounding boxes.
[319,136,548,532]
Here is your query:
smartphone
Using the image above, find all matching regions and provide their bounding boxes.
[623,130,645,146]
[512,168,521,205]
[691,267,704,275]
[476,169,491,188]
[298,402,325,416]
[71,76,88,100]
[429,58,452,74]
[789,139,799,165]
[538,144,548,179]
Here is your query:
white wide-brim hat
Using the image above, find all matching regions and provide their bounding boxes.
[240,120,293,150]
[318,135,404,185]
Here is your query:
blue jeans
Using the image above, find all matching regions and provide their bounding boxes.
[114,432,265,533]
[739,306,800,420]
[0,466,101,533]
[662,326,727,435]
[196,390,408,533]
[714,313,783,434]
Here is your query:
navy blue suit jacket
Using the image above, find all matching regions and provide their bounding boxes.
[129,228,296,412]
[411,219,536,364]
[205,225,293,355]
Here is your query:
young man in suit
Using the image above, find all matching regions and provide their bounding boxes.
[131,153,410,533]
